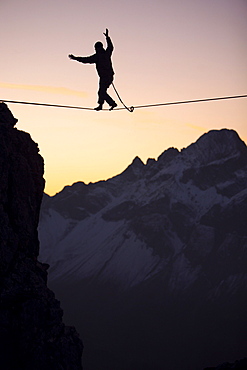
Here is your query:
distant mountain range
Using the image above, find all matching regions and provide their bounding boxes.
[39,129,247,370]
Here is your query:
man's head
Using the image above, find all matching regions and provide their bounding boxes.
[94,41,104,52]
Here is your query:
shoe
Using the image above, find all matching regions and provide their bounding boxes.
[109,102,117,111]
[94,104,103,111]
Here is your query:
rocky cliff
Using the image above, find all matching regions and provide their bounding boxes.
[0,103,83,370]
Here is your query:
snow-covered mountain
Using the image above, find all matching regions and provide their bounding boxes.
[38,129,247,370]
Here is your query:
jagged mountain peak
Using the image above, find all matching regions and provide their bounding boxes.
[182,129,246,166]
[113,155,145,182]
[157,147,179,164]
[132,155,144,166]
[115,129,246,184]
[124,155,145,172]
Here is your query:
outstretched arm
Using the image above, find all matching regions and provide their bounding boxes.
[68,54,96,63]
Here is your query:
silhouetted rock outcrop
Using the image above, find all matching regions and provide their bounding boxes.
[204,357,247,369]
[0,103,83,369]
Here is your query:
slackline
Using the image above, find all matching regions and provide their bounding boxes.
[1,94,247,112]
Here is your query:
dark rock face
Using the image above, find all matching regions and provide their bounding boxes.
[0,103,83,370]
[204,357,247,369]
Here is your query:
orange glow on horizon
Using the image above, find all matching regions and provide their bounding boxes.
[0,82,88,98]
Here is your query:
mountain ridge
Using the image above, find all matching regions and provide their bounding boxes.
[39,128,247,369]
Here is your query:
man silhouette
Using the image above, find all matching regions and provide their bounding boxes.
[69,29,117,111]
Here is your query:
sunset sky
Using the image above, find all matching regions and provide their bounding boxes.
[1,0,246,195]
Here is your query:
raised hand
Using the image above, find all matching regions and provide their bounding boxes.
[103,28,109,37]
